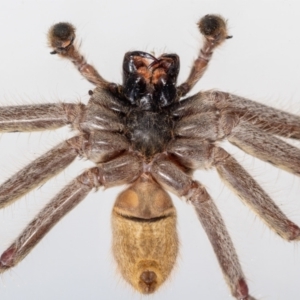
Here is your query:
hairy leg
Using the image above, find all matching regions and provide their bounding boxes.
[213,147,300,241]
[228,121,300,175]
[0,102,84,132]
[218,91,300,138]
[172,93,300,175]
[167,137,300,240]
[151,156,255,300]
[175,90,300,139]
[0,135,85,208]
[177,15,231,97]
[48,23,110,88]
[0,153,142,272]
[0,170,92,272]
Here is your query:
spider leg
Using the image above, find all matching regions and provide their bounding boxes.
[151,156,255,300]
[0,135,85,208]
[0,102,84,132]
[207,91,300,139]
[167,138,300,241]
[173,90,300,138]
[228,121,300,175]
[0,153,142,272]
[220,91,300,138]
[177,15,231,97]
[172,92,300,174]
[213,147,300,241]
[0,169,92,273]
[48,23,110,88]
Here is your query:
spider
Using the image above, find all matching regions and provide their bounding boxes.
[0,14,300,300]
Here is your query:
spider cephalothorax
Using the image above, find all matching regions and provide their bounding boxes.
[1,14,300,300]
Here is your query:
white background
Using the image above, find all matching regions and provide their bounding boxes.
[0,1,300,299]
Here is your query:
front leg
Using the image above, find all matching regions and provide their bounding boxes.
[150,156,255,300]
[177,15,231,97]
[48,23,110,88]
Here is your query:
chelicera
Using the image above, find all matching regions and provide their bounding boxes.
[1,14,300,300]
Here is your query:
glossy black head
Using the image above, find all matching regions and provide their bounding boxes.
[122,51,180,110]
